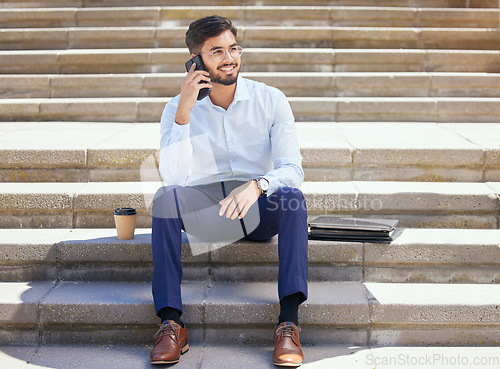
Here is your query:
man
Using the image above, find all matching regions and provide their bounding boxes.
[150,15,308,367]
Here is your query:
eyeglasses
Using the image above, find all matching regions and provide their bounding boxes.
[199,46,243,62]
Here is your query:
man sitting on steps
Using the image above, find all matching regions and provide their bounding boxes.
[150,15,309,367]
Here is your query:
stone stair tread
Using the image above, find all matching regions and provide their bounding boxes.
[0,281,500,325]
[4,72,500,98]
[3,226,500,246]
[1,26,498,50]
[1,227,499,264]
[1,121,498,153]
[5,96,500,101]
[0,180,498,229]
[1,180,498,203]
[8,25,496,30]
[1,228,498,284]
[0,180,498,206]
[2,96,500,122]
[1,121,500,183]
[1,120,499,151]
[1,25,496,32]
[1,280,499,326]
[1,6,498,29]
[3,0,499,8]
[2,48,500,74]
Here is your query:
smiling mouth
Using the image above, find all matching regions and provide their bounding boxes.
[219,64,237,72]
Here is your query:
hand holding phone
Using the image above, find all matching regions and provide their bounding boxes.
[185,55,211,101]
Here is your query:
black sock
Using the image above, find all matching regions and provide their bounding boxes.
[278,292,302,326]
[159,307,183,327]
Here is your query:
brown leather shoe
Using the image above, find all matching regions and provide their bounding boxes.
[272,322,303,367]
[150,320,189,365]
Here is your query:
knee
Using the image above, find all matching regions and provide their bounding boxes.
[153,185,182,205]
[152,185,182,218]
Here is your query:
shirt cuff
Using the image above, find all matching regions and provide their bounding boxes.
[264,176,280,196]
[170,121,190,142]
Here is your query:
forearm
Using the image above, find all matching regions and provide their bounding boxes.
[174,104,191,126]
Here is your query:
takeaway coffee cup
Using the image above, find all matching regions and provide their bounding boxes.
[114,207,137,240]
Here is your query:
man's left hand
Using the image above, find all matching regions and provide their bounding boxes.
[219,180,261,219]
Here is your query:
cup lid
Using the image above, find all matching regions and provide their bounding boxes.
[114,207,137,215]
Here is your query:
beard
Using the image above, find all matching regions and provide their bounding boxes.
[208,63,240,86]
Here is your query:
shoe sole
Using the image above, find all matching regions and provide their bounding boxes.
[150,343,189,365]
[273,361,302,367]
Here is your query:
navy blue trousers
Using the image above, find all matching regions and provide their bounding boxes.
[151,181,308,317]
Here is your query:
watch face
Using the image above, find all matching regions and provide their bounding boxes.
[259,179,269,191]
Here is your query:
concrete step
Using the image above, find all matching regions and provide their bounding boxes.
[0,180,498,229]
[2,96,500,122]
[1,6,499,28]
[2,48,500,74]
[1,26,499,50]
[1,0,498,9]
[1,122,499,183]
[2,345,500,369]
[0,280,498,346]
[1,228,498,284]
[4,72,500,98]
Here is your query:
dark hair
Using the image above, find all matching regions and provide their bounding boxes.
[185,15,238,54]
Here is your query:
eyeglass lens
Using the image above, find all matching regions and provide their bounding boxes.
[212,47,242,62]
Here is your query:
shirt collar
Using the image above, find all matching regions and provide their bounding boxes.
[233,75,250,102]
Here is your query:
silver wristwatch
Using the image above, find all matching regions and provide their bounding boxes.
[256,177,269,195]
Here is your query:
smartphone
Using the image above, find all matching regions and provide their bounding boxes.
[185,55,211,101]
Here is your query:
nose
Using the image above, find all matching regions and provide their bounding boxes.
[222,49,235,62]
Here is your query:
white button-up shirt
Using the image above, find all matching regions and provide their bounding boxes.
[159,75,304,195]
